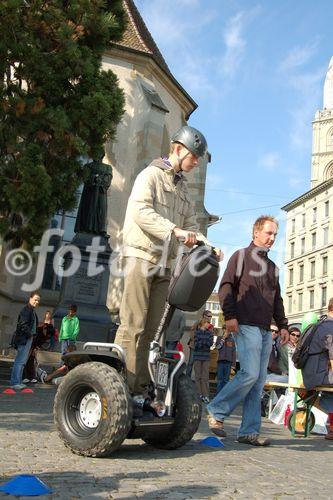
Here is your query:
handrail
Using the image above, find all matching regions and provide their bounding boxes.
[83,342,126,364]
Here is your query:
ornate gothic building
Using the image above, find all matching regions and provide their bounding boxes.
[283,57,333,322]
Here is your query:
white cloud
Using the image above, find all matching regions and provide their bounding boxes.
[278,40,320,73]
[259,152,280,171]
[288,176,304,188]
[178,0,200,5]
[288,69,323,149]
[283,164,308,190]
[135,1,262,101]
[136,0,215,48]
[277,39,325,153]
[221,12,246,78]
[135,0,218,96]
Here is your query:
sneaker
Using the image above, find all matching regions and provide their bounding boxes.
[207,414,227,437]
[22,378,30,384]
[237,434,271,446]
[37,368,47,383]
[132,394,145,418]
[202,396,210,404]
[12,384,27,391]
[30,378,38,384]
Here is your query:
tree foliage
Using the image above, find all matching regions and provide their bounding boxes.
[0,0,126,248]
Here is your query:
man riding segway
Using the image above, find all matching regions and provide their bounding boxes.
[115,125,221,400]
[53,126,221,456]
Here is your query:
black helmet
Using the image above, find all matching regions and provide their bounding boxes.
[171,125,208,158]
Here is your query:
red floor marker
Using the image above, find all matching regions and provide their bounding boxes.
[3,388,16,394]
[21,388,34,394]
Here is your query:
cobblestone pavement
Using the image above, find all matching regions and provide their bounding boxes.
[0,383,332,500]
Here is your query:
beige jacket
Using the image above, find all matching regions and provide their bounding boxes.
[122,158,208,267]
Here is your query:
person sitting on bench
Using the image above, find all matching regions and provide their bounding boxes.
[302,298,333,440]
[38,344,76,384]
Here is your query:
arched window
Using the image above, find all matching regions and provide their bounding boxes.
[327,128,333,149]
[324,162,333,180]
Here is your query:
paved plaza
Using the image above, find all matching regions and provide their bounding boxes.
[0,379,332,499]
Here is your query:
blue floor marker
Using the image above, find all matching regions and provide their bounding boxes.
[200,436,225,448]
[0,474,53,496]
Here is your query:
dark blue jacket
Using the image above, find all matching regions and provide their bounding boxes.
[194,328,213,361]
[302,317,333,389]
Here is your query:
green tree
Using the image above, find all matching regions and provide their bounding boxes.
[0,0,126,248]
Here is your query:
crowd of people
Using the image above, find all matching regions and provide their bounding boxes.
[10,293,80,390]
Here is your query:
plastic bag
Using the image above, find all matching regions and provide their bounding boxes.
[269,392,294,425]
[311,407,328,435]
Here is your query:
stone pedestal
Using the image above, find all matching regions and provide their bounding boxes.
[53,232,113,343]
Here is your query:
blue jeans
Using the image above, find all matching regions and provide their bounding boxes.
[216,360,232,395]
[207,325,272,437]
[61,339,75,355]
[10,337,33,386]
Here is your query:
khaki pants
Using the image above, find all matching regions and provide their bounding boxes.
[115,258,171,394]
[194,359,210,398]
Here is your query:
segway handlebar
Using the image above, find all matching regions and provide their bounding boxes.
[179,238,220,259]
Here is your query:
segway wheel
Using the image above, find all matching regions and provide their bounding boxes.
[143,374,202,449]
[287,408,315,435]
[54,361,132,457]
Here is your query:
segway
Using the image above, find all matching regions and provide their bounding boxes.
[53,242,219,457]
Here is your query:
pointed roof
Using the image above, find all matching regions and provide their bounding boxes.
[113,0,197,115]
[323,56,333,109]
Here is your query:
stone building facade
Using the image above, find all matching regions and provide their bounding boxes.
[282,57,333,323]
[205,292,224,329]
[0,0,215,351]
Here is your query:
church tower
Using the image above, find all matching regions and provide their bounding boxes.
[282,57,333,323]
[311,57,333,187]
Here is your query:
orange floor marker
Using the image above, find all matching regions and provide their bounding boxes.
[3,388,16,394]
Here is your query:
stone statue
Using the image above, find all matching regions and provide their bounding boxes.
[74,159,113,236]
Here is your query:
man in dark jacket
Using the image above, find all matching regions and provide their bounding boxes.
[207,215,289,446]
[10,292,40,390]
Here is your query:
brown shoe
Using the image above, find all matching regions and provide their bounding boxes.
[207,414,227,437]
[237,434,271,446]
[324,430,333,440]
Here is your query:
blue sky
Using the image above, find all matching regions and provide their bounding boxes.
[135,0,333,283]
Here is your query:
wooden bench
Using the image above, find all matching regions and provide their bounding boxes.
[264,381,333,437]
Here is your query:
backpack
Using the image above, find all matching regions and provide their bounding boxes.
[291,319,324,369]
